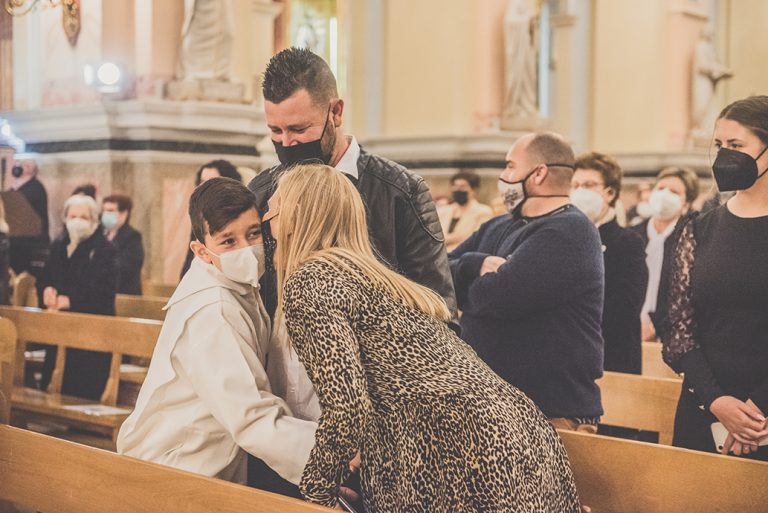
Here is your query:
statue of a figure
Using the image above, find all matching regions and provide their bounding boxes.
[691,26,732,135]
[178,0,235,81]
[502,0,538,123]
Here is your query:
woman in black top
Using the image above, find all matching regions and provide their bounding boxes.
[663,95,768,460]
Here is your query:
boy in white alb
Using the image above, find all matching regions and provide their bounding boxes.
[117,177,316,485]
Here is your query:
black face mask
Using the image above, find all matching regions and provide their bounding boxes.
[11,165,23,178]
[272,106,334,167]
[712,146,768,192]
[452,190,469,205]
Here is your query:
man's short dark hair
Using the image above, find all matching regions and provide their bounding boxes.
[195,159,242,186]
[450,171,481,190]
[262,47,338,106]
[526,132,576,189]
[189,177,257,242]
[575,152,623,207]
[656,166,699,203]
[103,194,133,213]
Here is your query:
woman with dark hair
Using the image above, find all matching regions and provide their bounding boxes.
[180,160,243,278]
[663,95,768,460]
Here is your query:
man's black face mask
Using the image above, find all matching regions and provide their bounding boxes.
[272,106,334,167]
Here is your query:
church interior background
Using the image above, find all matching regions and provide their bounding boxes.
[0,0,766,285]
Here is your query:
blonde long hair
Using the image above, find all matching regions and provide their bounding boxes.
[273,164,450,321]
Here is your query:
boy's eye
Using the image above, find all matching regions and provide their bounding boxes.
[248,229,262,239]
[221,238,235,246]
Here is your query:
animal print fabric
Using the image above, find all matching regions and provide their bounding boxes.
[283,258,581,513]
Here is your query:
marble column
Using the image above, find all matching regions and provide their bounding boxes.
[0,9,12,111]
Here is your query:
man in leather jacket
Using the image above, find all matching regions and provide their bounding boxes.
[249,47,456,319]
[247,47,457,500]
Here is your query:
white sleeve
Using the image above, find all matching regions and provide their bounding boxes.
[174,302,317,485]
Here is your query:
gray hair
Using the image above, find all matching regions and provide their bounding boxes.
[63,193,99,221]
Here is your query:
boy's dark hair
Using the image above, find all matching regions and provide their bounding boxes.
[195,159,242,186]
[262,47,338,106]
[189,177,257,242]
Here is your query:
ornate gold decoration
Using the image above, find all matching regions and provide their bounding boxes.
[5,0,81,47]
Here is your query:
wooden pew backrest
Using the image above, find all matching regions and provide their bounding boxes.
[0,306,161,440]
[598,371,682,445]
[560,429,768,513]
[116,294,168,321]
[0,424,331,513]
[0,318,16,425]
[642,341,681,379]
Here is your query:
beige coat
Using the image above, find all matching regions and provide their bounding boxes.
[438,199,494,252]
[116,258,316,484]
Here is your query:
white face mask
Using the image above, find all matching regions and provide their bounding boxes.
[206,244,265,287]
[66,218,96,244]
[498,178,526,213]
[635,201,653,219]
[648,189,683,221]
[570,188,605,223]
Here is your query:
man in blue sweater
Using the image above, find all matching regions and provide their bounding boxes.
[450,132,604,432]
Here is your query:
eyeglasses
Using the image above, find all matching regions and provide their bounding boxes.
[571,180,605,191]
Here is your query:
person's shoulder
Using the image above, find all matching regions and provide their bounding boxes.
[358,147,423,194]
[285,258,359,304]
[611,223,646,254]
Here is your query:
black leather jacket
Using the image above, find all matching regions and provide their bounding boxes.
[248,147,458,319]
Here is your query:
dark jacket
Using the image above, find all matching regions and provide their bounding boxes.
[38,228,118,400]
[10,177,50,276]
[0,232,10,305]
[111,224,144,295]
[450,206,604,419]
[248,147,457,318]
[630,215,692,334]
[39,229,118,316]
[599,219,648,374]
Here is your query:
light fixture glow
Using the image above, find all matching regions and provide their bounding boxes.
[96,62,121,86]
[83,64,95,85]
[0,123,10,137]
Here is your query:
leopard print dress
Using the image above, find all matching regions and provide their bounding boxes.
[283,259,581,513]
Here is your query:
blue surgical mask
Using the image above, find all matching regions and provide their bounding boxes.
[101,211,119,230]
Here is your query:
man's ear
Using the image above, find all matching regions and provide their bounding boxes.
[331,98,344,127]
[533,164,548,186]
[190,240,213,264]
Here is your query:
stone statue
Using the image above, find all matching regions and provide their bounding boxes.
[691,25,732,136]
[179,0,235,81]
[502,0,539,127]
[167,0,244,102]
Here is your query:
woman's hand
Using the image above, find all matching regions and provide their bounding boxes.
[722,433,758,456]
[710,396,766,443]
[55,295,71,311]
[43,287,58,310]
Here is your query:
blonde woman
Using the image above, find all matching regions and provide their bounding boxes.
[265,164,580,513]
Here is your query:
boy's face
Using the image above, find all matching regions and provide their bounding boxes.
[190,207,262,273]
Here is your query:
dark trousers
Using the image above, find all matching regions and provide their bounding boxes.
[247,455,302,499]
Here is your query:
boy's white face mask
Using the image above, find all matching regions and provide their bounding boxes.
[205,244,265,287]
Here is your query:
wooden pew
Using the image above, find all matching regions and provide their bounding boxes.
[642,341,681,379]
[560,429,768,513]
[598,371,682,445]
[0,424,331,513]
[10,271,37,307]
[0,318,16,425]
[144,280,177,298]
[116,293,168,321]
[0,306,161,442]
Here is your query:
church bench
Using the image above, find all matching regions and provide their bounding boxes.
[116,293,168,321]
[597,371,682,445]
[559,429,768,513]
[0,317,16,425]
[0,424,332,513]
[143,280,177,298]
[642,341,681,379]
[0,306,161,442]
